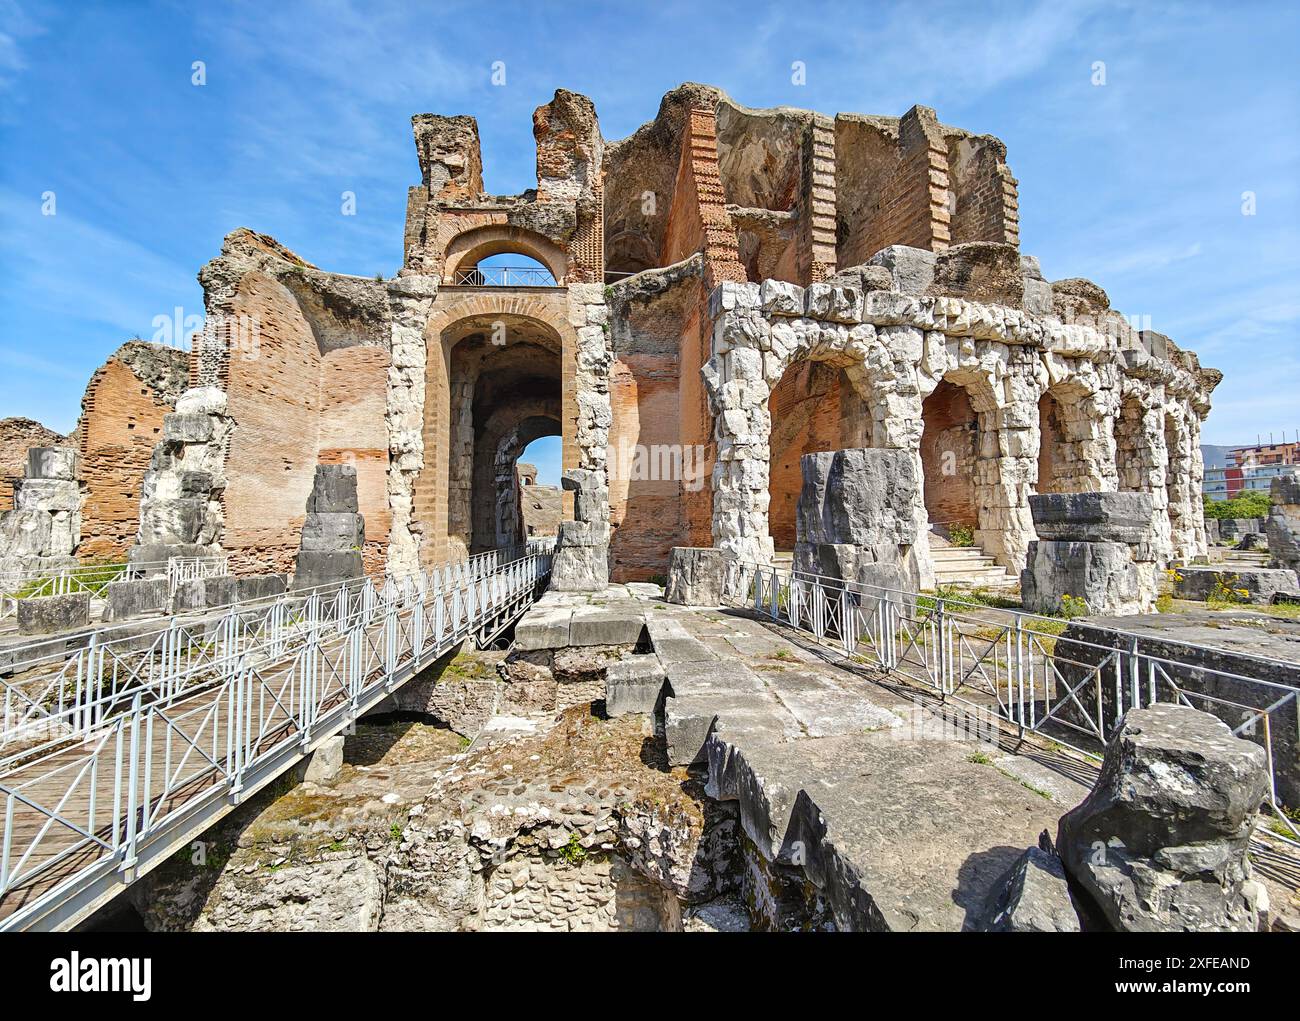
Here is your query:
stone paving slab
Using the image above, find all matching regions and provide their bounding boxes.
[712,730,1064,931]
[653,597,1077,931]
[756,666,903,738]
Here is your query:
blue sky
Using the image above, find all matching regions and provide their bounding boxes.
[1,0,1297,475]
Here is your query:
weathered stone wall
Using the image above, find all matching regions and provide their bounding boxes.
[703,275,1217,579]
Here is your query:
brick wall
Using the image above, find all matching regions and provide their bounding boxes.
[222,271,390,576]
[920,380,979,529]
[78,359,171,559]
[948,135,1020,247]
[797,115,838,284]
[662,108,746,286]
[319,345,392,574]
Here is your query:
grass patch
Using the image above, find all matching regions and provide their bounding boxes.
[967,751,993,765]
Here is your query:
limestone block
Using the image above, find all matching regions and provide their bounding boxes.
[105,577,170,621]
[1022,277,1053,316]
[1029,492,1155,545]
[1172,566,1299,605]
[0,509,51,558]
[1020,540,1150,615]
[979,845,1081,932]
[514,608,572,651]
[16,592,91,635]
[828,264,893,293]
[794,542,920,600]
[162,412,214,444]
[867,245,937,295]
[204,574,288,607]
[26,446,78,481]
[665,547,726,606]
[755,280,800,318]
[292,550,364,593]
[1056,705,1268,932]
[803,282,863,323]
[568,610,646,647]
[300,512,365,552]
[169,577,207,613]
[306,464,359,514]
[128,542,210,577]
[606,654,668,717]
[13,478,80,513]
[796,448,919,549]
[299,735,345,784]
[550,536,609,593]
[138,497,209,545]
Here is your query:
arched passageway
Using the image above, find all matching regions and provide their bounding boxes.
[765,360,872,551]
[920,380,979,538]
[416,302,574,563]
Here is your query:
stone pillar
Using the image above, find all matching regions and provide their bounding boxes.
[129,386,231,575]
[792,448,922,593]
[984,358,1040,571]
[1020,492,1157,615]
[1267,474,1300,573]
[706,349,773,563]
[0,446,81,576]
[292,464,365,592]
[1163,411,1198,563]
[550,468,609,592]
[385,275,437,578]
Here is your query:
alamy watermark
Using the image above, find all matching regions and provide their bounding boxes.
[151,306,261,361]
[606,438,706,492]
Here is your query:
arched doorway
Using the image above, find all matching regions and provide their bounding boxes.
[416,300,575,564]
[766,360,868,552]
[920,380,980,539]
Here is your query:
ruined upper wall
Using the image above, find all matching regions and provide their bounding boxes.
[603,85,1019,287]
[403,90,605,283]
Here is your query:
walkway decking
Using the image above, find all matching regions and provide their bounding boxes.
[0,549,552,931]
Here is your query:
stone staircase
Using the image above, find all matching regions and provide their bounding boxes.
[929,541,1019,592]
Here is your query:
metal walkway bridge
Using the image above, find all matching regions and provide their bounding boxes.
[0,543,553,931]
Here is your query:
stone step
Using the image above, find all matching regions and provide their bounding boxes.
[933,555,998,569]
[930,546,988,560]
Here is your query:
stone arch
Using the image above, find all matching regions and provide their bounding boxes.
[1115,388,1172,563]
[917,367,1001,549]
[442,225,568,284]
[1035,376,1113,496]
[475,403,561,551]
[755,319,883,552]
[415,294,577,564]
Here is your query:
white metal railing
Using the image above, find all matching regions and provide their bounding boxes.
[165,556,230,589]
[720,557,1300,841]
[0,543,549,757]
[0,543,553,929]
[451,265,557,287]
[0,556,230,621]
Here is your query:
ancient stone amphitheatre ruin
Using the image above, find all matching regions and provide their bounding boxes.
[1,84,1297,934]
